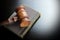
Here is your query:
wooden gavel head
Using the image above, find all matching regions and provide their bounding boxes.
[16,5,31,27]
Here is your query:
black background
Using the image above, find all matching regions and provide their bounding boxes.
[0,0,60,40]
[0,23,60,40]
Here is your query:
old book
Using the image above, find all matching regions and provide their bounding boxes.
[4,5,40,38]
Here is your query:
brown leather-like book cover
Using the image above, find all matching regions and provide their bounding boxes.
[4,4,40,38]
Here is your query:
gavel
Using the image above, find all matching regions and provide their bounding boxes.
[1,5,31,28]
[16,5,31,27]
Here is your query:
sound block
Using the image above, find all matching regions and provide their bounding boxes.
[4,5,40,38]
